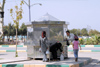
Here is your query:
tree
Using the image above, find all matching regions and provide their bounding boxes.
[11,24,16,40]
[70,29,81,36]
[4,23,16,40]
[81,28,88,36]
[8,23,12,38]
[10,1,24,57]
[70,29,77,35]
[77,29,81,36]
[20,23,27,40]
[3,26,8,37]
[89,29,100,36]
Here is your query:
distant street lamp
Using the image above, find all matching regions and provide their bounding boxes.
[23,0,42,22]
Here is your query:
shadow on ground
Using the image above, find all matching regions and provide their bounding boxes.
[0,54,7,55]
[0,57,92,67]
[82,59,100,67]
[0,60,28,64]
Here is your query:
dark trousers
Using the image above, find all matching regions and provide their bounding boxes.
[51,49,57,59]
[66,40,70,46]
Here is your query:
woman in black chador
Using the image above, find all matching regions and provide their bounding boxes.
[50,42,63,60]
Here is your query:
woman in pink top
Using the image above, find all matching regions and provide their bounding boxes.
[72,35,81,62]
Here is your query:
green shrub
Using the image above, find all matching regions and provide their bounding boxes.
[0,42,4,45]
[79,38,84,45]
[81,35,100,45]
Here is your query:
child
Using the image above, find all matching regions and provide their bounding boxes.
[72,35,81,62]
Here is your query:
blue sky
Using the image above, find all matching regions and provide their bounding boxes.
[1,0,100,31]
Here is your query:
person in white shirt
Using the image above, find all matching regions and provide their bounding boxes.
[65,30,75,46]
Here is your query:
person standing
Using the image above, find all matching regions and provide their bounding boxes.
[64,30,75,58]
[40,31,48,62]
[72,36,81,62]
[65,30,75,46]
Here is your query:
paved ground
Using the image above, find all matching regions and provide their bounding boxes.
[68,52,100,67]
[0,46,100,66]
[0,47,100,50]
[0,47,26,50]
[68,47,100,50]
[0,52,91,67]
[82,59,100,67]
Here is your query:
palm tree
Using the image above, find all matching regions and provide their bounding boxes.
[93,35,100,44]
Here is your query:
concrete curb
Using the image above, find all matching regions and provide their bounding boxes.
[68,50,100,52]
[0,58,92,67]
[0,50,100,52]
[68,45,100,47]
[0,45,100,47]
[69,58,92,67]
[0,50,27,52]
[0,45,27,47]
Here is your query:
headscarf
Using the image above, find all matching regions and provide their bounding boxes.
[42,31,46,38]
